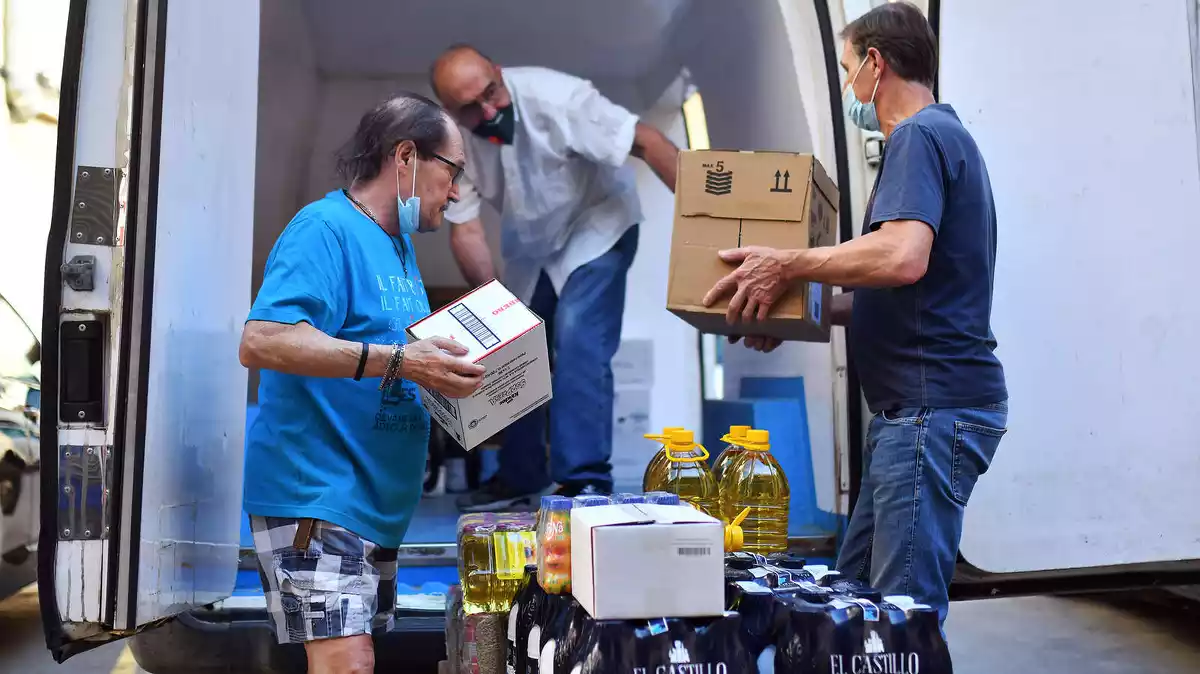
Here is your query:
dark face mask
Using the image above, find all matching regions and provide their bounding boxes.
[471,103,516,145]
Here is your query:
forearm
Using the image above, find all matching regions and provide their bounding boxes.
[239,320,392,379]
[449,219,496,288]
[784,224,929,288]
[632,122,679,192]
[830,291,853,327]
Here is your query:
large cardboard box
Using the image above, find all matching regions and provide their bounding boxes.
[407,280,551,450]
[667,150,840,342]
[570,503,724,619]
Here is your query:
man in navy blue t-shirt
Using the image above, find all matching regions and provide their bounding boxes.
[704,3,1006,625]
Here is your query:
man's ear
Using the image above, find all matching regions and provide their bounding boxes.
[394,140,416,165]
[867,47,885,78]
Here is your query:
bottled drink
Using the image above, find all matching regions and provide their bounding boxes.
[610,492,645,504]
[537,495,573,594]
[491,518,537,611]
[457,513,497,614]
[711,425,753,483]
[573,494,611,508]
[645,491,680,505]
[661,430,719,517]
[718,429,789,554]
[507,565,541,674]
[641,426,685,492]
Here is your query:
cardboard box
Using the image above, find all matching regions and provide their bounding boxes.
[667,150,840,342]
[407,280,551,450]
[570,504,725,619]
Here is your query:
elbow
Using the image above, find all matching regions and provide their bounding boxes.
[239,329,264,369]
[890,252,928,286]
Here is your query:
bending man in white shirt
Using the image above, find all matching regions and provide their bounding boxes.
[430,44,680,511]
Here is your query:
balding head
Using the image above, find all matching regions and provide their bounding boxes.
[429,43,512,130]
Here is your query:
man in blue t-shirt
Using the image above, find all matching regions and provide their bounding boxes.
[238,93,486,670]
[703,3,1006,626]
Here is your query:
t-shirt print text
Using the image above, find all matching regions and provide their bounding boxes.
[378,274,428,314]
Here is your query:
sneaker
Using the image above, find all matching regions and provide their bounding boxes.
[456,477,545,513]
[552,482,613,499]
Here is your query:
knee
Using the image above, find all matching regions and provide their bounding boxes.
[306,635,375,674]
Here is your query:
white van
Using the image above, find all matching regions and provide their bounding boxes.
[37,0,1200,671]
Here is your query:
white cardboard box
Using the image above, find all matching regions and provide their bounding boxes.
[570,504,725,619]
[406,280,551,450]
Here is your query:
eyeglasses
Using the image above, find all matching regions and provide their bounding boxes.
[430,152,465,185]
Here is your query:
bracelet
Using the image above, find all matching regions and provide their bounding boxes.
[379,343,405,391]
[353,342,369,381]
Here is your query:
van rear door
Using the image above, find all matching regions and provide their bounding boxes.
[930,0,1200,594]
[39,0,257,661]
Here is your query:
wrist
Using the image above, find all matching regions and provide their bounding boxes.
[364,343,393,378]
[783,248,823,282]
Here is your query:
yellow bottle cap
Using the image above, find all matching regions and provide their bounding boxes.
[729,425,751,438]
[669,429,694,445]
[743,429,770,451]
[644,426,685,442]
[724,506,751,552]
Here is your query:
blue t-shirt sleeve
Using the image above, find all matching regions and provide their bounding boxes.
[869,123,946,234]
[248,215,348,334]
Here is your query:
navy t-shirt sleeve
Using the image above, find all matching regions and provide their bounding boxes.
[248,215,348,334]
[869,123,946,234]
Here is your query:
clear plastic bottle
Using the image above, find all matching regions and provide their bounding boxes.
[641,426,686,492]
[661,429,719,517]
[712,425,753,484]
[719,429,790,554]
[537,495,573,594]
[645,491,680,505]
[490,517,537,611]
[456,513,496,614]
[572,494,611,508]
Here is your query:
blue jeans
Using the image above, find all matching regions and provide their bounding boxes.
[835,401,1008,626]
[497,225,638,492]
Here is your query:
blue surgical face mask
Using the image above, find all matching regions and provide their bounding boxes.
[844,56,881,132]
[395,157,421,235]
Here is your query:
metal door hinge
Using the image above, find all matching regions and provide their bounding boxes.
[69,166,120,246]
[58,445,113,541]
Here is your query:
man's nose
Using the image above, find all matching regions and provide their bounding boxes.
[448,182,461,201]
[481,102,498,121]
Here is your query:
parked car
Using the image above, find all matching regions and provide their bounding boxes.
[0,292,40,600]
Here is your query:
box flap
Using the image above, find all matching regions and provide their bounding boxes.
[407,280,541,362]
[572,504,654,528]
[678,150,813,223]
[639,503,721,524]
[810,155,840,211]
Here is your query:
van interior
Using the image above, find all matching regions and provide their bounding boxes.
[251,0,853,548]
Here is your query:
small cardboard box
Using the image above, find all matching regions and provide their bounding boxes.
[570,504,725,619]
[407,280,551,450]
[667,150,840,342]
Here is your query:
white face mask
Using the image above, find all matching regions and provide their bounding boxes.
[844,55,881,132]
[395,156,420,235]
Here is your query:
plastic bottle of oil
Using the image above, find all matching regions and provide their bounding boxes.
[456,513,496,614]
[711,425,753,483]
[661,429,719,517]
[719,429,790,554]
[641,426,685,492]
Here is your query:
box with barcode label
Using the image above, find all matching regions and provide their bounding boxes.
[406,280,551,451]
[570,503,724,619]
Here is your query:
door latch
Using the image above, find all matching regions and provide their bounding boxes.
[61,255,96,291]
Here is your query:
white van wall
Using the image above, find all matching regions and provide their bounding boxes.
[676,0,841,515]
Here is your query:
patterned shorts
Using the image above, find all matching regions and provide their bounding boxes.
[249,515,398,645]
